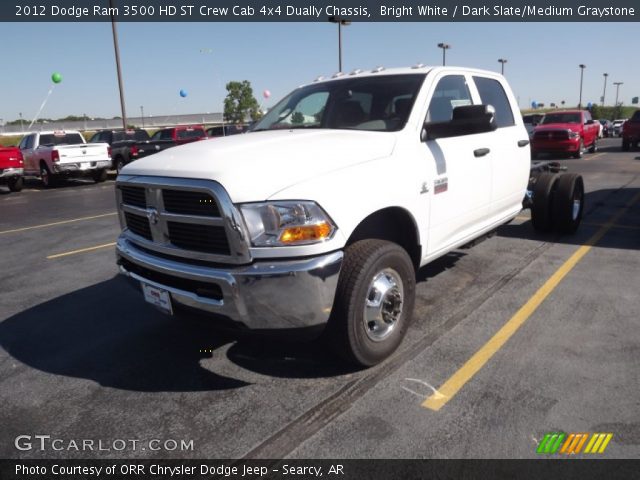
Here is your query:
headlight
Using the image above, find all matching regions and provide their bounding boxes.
[568,130,580,139]
[239,201,336,247]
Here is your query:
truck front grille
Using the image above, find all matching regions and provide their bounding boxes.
[534,130,570,140]
[116,177,250,265]
[162,189,220,216]
[120,186,147,208]
[124,212,152,240]
[167,222,230,255]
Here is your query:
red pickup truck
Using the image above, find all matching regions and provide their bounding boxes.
[531,110,600,159]
[622,110,640,151]
[0,146,24,192]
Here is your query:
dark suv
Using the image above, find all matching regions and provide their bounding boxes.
[89,129,150,172]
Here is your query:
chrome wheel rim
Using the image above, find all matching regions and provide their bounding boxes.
[363,268,404,342]
[572,190,582,221]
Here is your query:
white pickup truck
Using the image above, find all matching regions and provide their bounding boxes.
[115,66,584,366]
[19,130,111,187]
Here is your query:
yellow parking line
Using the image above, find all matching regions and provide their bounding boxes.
[0,213,117,235]
[47,242,116,259]
[585,153,605,161]
[423,191,640,411]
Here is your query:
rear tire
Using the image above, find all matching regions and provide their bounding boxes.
[93,169,107,183]
[8,176,24,192]
[531,172,560,232]
[552,174,585,234]
[326,239,415,367]
[116,158,125,173]
[622,140,630,151]
[40,164,56,188]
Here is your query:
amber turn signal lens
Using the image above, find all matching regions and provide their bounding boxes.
[279,222,332,244]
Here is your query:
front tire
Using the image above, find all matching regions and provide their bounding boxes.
[588,138,597,153]
[572,139,584,158]
[8,176,24,192]
[327,239,415,367]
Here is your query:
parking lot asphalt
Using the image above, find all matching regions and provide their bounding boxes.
[1,138,639,459]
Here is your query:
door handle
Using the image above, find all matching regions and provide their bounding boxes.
[473,148,490,157]
[518,139,530,147]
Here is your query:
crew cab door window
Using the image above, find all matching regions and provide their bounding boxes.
[425,75,472,124]
[472,76,515,128]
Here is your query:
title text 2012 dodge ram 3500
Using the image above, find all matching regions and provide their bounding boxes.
[115,67,584,366]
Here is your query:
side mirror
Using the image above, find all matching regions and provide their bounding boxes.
[586,119,594,125]
[422,104,497,141]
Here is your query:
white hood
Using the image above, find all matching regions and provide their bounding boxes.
[121,129,396,202]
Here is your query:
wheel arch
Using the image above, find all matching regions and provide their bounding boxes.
[346,207,421,269]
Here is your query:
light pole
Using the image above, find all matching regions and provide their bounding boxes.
[437,43,451,66]
[140,105,144,128]
[578,64,586,109]
[498,58,507,75]
[110,0,128,131]
[19,112,23,133]
[602,73,608,106]
[328,16,351,72]
[614,82,623,106]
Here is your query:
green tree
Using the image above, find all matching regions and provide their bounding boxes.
[224,80,261,123]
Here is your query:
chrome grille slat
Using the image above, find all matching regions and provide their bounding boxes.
[120,186,147,208]
[162,189,220,216]
[124,212,152,240]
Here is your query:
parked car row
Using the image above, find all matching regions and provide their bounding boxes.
[89,124,248,172]
[522,110,638,159]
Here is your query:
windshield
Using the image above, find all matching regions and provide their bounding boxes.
[541,113,581,124]
[39,133,84,146]
[251,74,425,133]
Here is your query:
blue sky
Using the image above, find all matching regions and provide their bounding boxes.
[1,21,637,123]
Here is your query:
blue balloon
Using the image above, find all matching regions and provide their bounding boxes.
[587,102,592,108]
[179,89,188,98]
[531,101,537,109]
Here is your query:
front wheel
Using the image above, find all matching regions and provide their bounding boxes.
[326,240,416,367]
[572,139,584,158]
[588,138,597,153]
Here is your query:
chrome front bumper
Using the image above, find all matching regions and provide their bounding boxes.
[116,236,343,331]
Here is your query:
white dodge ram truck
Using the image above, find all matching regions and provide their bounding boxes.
[19,130,111,187]
[116,66,584,366]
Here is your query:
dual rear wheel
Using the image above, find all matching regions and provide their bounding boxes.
[531,172,585,234]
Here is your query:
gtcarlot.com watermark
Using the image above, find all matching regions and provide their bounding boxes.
[15,435,194,452]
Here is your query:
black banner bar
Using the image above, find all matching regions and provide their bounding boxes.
[2,459,640,480]
[3,0,639,22]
